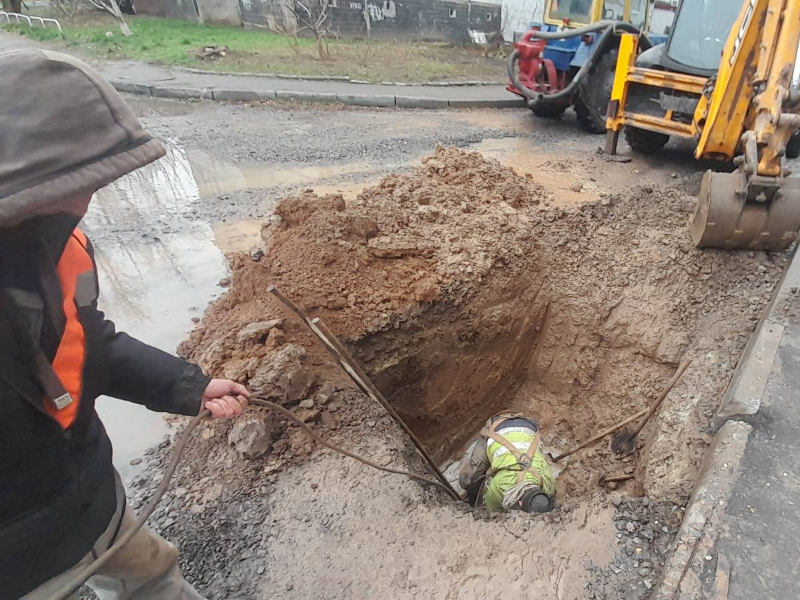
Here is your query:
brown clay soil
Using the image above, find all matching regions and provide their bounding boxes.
[131,147,787,599]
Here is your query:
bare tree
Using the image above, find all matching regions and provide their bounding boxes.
[87,0,132,36]
[267,4,302,55]
[267,0,334,61]
[52,0,81,22]
[290,0,333,60]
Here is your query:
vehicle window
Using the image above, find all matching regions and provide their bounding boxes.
[627,0,647,29]
[603,0,625,21]
[549,0,594,24]
[667,0,740,72]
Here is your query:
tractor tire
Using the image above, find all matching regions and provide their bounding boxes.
[624,126,670,155]
[575,49,618,134]
[786,130,800,159]
[531,103,568,118]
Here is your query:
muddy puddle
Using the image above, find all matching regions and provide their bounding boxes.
[82,141,385,477]
[83,143,229,480]
[187,149,379,200]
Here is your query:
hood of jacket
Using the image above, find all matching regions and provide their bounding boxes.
[0,49,165,227]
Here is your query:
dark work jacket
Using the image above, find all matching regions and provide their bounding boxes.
[0,219,210,599]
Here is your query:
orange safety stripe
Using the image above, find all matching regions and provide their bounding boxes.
[46,228,92,428]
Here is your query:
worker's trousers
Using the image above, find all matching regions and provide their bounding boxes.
[23,475,204,600]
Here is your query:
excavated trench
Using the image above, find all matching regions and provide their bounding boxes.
[354,250,683,501]
[184,146,785,506]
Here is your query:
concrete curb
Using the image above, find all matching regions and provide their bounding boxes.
[713,246,800,429]
[653,421,752,600]
[653,247,800,599]
[109,80,526,110]
[178,67,501,87]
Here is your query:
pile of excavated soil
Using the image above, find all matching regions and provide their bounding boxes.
[181,146,784,501]
[158,147,786,598]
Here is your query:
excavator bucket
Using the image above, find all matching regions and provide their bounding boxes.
[690,171,800,251]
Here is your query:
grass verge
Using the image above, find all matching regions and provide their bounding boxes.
[2,14,506,83]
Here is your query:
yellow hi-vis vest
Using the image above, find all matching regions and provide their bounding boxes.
[483,421,556,512]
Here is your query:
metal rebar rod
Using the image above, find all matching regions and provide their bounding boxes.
[268,286,459,498]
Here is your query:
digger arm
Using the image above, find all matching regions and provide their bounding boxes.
[696,0,800,171]
[689,0,800,251]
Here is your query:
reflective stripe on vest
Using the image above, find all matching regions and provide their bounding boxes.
[45,229,92,428]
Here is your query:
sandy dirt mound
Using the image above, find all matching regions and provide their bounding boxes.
[163,147,786,598]
[181,146,783,502]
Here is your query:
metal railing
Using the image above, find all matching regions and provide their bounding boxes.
[0,11,62,32]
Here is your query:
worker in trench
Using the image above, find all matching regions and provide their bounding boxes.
[458,412,557,512]
[0,51,250,599]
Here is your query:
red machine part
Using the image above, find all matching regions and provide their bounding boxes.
[507,30,564,97]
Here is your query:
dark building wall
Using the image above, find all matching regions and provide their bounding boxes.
[133,0,500,41]
[197,0,243,25]
[135,0,199,20]
[238,0,285,26]
[240,0,501,42]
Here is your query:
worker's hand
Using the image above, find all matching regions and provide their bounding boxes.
[201,379,250,419]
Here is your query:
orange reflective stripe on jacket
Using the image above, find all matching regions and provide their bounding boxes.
[45,228,93,428]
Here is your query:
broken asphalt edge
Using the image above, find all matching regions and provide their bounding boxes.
[653,245,800,600]
[110,81,526,110]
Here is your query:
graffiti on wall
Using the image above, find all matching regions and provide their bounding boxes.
[366,0,395,21]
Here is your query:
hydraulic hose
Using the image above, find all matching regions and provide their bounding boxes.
[522,19,647,41]
[507,21,652,106]
[48,398,458,600]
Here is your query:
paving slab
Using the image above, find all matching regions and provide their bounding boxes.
[151,86,212,100]
[211,89,276,102]
[396,96,450,109]
[337,94,396,107]
[274,90,338,103]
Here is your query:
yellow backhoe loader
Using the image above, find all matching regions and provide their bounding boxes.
[605,0,800,251]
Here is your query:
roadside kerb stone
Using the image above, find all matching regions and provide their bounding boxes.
[110,81,153,96]
[180,67,351,82]
[713,245,800,429]
[212,89,277,102]
[337,94,396,107]
[448,97,526,109]
[110,79,521,110]
[275,90,339,103]
[176,67,500,87]
[151,86,213,100]
[396,96,449,109]
[275,73,351,81]
[653,420,752,600]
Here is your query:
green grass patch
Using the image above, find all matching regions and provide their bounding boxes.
[2,15,505,83]
[5,17,310,65]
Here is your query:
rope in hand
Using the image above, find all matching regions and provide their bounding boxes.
[49,397,457,600]
[249,398,460,500]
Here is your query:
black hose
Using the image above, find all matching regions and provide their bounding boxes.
[524,19,649,41]
[507,21,652,106]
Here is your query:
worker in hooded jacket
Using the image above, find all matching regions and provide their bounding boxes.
[458,412,557,512]
[0,50,251,600]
